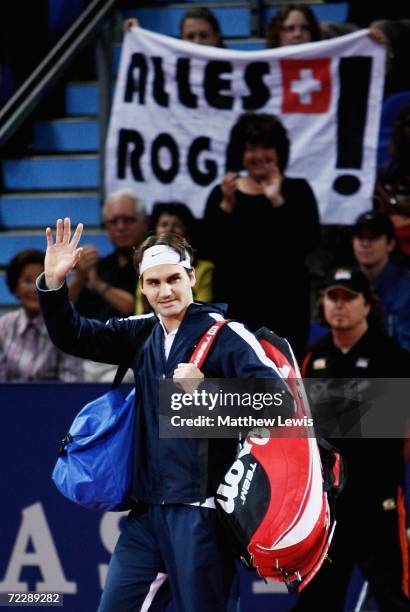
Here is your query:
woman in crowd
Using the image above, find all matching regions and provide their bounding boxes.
[266,3,321,48]
[203,112,320,358]
[135,202,214,314]
[179,7,224,47]
[0,249,80,381]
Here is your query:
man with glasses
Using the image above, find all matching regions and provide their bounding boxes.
[68,188,147,322]
[352,211,410,352]
[68,189,147,380]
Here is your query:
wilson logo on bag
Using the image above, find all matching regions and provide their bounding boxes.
[215,327,343,594]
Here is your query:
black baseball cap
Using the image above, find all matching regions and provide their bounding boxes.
[353,211,395,239]
[323,268,372,300]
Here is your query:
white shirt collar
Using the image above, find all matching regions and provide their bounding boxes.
[158,315,179,360]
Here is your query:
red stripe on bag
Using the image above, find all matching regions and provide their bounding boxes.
[189,320,229,369]
[332,453,341,489]
[397,486,410,598]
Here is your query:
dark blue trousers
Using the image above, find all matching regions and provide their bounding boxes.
[98,503,239,612]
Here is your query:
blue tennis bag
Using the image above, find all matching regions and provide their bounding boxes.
[52,386,136,511]
[52,317,156,511]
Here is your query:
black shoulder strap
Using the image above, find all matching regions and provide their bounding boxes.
[112,317,156,389]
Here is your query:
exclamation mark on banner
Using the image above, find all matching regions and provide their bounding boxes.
[333,57,372,196]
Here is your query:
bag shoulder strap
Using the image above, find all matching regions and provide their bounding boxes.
[189,320,229,369]
[112,317,156,389]
[190,319,229,503]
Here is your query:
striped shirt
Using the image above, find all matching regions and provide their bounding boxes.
[0,308,81,382]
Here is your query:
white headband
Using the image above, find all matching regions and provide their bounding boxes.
[139,245,191,276]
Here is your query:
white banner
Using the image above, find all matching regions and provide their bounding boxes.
[105,28,385,223]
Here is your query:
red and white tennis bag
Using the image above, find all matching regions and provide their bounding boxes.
[215,327,343,594]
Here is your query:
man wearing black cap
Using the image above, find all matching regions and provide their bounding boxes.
[302,265,409,380]
[292,268,410,612]
[353,210,410,352]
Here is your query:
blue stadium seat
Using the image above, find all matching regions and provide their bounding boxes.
[305,3,348,23]
[32,119,98,152]
[0,193,100,229]
[112,44,122,76]
[226,39,265,51]
[2,156,99,190]
[65,82,99,115]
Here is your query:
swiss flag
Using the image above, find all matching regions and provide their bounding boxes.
[280,58,331,113]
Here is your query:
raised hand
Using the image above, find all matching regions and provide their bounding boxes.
[45,218,83,289]
[123,18,139,32]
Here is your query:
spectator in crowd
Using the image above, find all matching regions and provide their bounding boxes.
[266,3,321,48]
[376,102,410,259]
[135,202,214,314]
[294,267,410,612]
[352,210,410,353]
[0,249,80,381]
[180,7,224,47]
[68,188,147,321]
[326,1,410,94]
[203,112,320,358]
[124,6,224,47]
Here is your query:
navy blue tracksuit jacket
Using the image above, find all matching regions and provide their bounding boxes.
[38,278,291,504]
